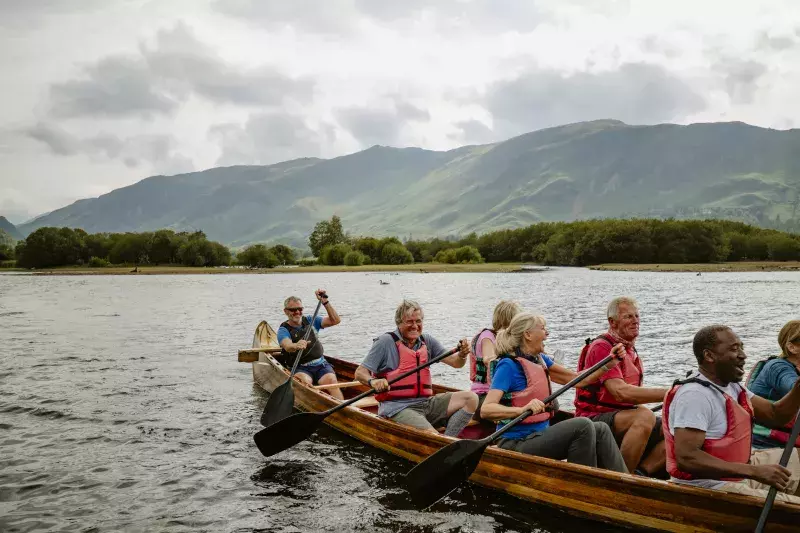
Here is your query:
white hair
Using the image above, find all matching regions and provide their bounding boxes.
[607,296,638,320]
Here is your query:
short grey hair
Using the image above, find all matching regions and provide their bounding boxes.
[284,296,302,308]
[607,296,638,320]
[395,299,423,325]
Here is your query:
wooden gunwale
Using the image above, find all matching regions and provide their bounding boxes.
[249,351,800,532]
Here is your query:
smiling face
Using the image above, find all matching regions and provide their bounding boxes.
[704,328,747,384]
[283,298,304,325]
[609,302,640,343]
[398,309,423,343]
[522,319,549,354]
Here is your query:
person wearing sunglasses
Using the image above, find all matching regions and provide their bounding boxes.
[277,289,343,399]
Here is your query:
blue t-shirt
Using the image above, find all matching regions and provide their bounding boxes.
[749,358,799,401]
[490,353,554,440]
[277,315,324,345]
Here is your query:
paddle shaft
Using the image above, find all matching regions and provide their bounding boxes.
[287,294,327,377]
[754,406,800,533]
[321,346,459,416]
[487,354,615,442]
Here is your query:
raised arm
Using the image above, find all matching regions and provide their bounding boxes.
[315,289,341,328]
[751,378,800,426]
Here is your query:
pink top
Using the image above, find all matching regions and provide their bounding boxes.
[471,329,497,394]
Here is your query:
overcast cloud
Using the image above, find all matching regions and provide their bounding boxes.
[2,0,800,223]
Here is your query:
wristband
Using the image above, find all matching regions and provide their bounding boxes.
[368,378,375,388]
[322,300,330,305]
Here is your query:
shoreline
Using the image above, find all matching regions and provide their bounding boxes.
[10,262,536,275]
[589,261,800,272]
[6,260,800,275]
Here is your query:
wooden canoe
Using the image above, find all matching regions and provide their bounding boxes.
[243,321,800,532]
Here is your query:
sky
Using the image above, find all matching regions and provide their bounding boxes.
[1,1,800,224]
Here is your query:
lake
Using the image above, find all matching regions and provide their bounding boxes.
[1,268,798,532]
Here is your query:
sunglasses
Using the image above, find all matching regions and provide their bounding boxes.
[285,307,303,313]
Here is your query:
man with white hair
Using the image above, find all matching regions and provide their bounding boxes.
[354,299,478,436]
[574,296,669,476]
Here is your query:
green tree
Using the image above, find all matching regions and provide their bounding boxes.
[237,244,279,268]
[308,215,348,257]
[381,243,414,264]
[320,243,352,265]
[269,244,296,265]
[344,250,367,266]
[0,244,13,261]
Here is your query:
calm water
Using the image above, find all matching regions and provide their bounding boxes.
[1,268,798,533]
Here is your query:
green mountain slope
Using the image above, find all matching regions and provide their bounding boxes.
[18,120,800,247]
[0,216,22,241]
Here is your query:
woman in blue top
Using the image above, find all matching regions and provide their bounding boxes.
[480,312,628,472]
[748,320,800,449]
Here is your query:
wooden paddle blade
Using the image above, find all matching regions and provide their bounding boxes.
[260,380,295,427]
[405,438,489,508]
[253,411,325,457]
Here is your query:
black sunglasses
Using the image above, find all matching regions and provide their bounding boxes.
[285,307,303,313]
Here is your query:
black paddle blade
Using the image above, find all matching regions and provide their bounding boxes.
[405,438,489,508]
[260,379,294,427]
[253,411,326,457]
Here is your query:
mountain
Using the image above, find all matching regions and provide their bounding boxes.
[18,120,800,247]
[0,216,22,241]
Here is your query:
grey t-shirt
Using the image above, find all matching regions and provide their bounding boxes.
[361,329,447,418]
[668,373,754,489]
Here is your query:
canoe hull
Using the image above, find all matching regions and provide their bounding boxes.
[249,350,800,532]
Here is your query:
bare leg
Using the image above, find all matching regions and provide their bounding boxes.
[609,406,657,473]
[317,372,343,400]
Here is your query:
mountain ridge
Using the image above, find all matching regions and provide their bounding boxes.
[16,119,800,247]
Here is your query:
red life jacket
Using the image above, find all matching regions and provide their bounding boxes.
[746,357,800,448]
[498,351,553,424]
[663,376,753,481]
[574,334,643,416]
[375,333,433,402]
[469,328,495,384]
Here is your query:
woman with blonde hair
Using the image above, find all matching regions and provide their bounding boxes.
[480,312,628,471]
[747,319,800,449]
[469,300,522,416]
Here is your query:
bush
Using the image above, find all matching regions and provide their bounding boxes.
[88,256,110,267]
[297,258,318,267]
[1,260,15,268]
[454,245,483,263]
[320,243,352,265]
[237,244,279,268]
[344,250,367,266]
[433,248,457,264]
[380,243,414,265]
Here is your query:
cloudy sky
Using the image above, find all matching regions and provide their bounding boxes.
[1,0,799,223]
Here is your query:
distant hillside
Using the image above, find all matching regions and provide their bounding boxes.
[19,120,800,247]
[0,216,22,241]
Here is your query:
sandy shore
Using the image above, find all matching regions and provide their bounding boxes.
[589,261,800,272]
[17,262,535,275]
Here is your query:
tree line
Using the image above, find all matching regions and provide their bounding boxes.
[7,217,800,270]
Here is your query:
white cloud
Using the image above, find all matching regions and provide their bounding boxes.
[2,0,800,219]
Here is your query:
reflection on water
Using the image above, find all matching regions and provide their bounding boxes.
[1,268,797,532]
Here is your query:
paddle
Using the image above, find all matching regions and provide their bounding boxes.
[754,407,800,533]
[259,294,326,428]
[253,345,460,457]
[404,353,616,508]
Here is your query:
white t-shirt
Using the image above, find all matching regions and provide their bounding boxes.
[667,373,754,489]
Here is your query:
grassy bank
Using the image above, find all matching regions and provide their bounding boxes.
[22,262,530,275]
[589,261,800,272]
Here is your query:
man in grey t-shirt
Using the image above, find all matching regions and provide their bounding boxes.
[354,299,478,437]
[665,325,800,501]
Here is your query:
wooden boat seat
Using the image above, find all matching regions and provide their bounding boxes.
[352,397,379,409]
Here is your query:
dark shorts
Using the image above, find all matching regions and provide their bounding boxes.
[296,360,335,384]
[590,410,663,452]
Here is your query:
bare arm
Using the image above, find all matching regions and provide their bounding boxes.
[548,343,626,387]
[674,427,792,488]
[751,378,800,426]
[443,339,470,369]
[480,389,545,421]
[280,337,307,353]
[479,338,497,364]
[320,301,340,328]
[604,378,668,404]
[354,364,390,393]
